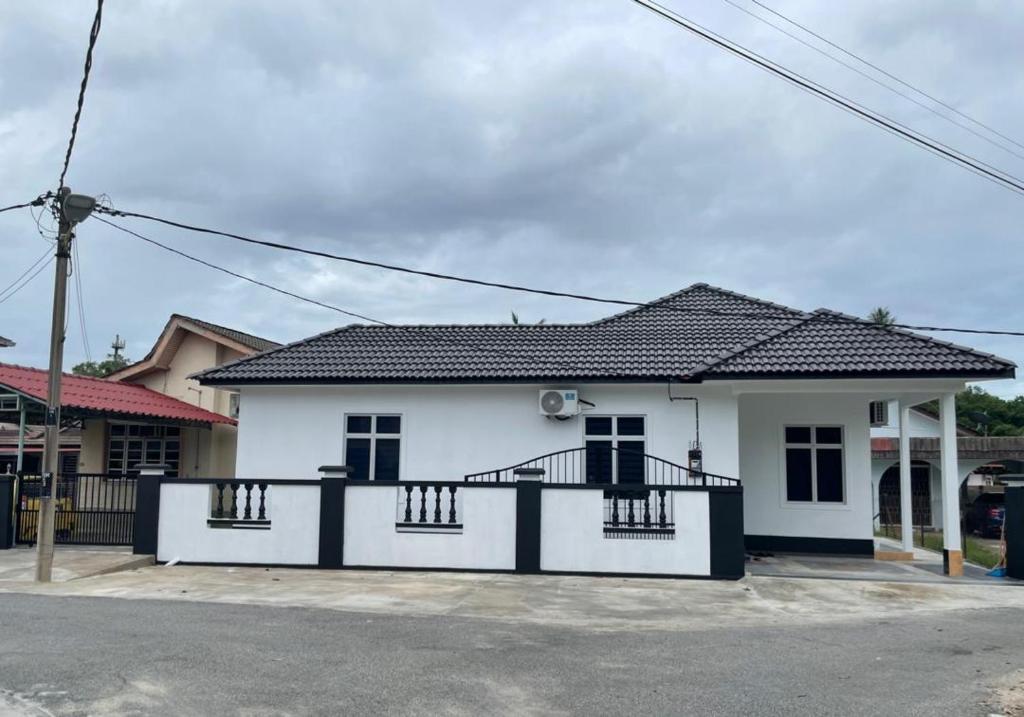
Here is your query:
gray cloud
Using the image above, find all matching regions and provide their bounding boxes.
[1,0,1022,395]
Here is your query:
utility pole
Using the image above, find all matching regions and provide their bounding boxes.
[36,188,95,582]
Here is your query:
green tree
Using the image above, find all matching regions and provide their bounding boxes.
[867,307,896,326]
[72,354,130,378]
[922,386,1024,436]
[510,310,545,325]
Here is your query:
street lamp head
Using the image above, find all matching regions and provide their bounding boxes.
[62,193,96,225]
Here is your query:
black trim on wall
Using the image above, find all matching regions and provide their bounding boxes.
[133,474,161,556]
[708,491,745,579]
[1006,487,1023,580]
[515,480,542,573]
[744,534,874,557]
[318,478,346,569]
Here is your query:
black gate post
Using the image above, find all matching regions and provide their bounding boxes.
[133,464,166,556]
[514,468,544,573]
[0,473,14,549]
[709,488,745,580]
[318,466,350,569]
[1006,486,1023,580]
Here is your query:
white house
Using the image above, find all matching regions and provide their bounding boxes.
[189,284,1015,577]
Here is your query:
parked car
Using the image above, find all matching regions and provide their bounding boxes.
[965,493,1005,538]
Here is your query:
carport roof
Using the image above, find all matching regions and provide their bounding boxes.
[0,363,235,426]
[194,283,1016,385]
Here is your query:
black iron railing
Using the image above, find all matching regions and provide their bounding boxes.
[209,481,270,529]
[396,483,463,532]
[464,446,739,486]
[603,487,675,540]
[15,472,137,546]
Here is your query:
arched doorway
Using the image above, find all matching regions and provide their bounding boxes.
[878,461,932,535]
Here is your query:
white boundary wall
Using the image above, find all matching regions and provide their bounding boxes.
[157,482,321,565]
[342,485,517,570]
[540,489,712,576]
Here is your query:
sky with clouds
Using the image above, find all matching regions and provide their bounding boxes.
[1,1,1022,394]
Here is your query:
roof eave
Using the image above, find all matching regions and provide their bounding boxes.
[703,367,1017,381]
[197,374,704,387]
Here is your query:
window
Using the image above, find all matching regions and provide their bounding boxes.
[107,423,180,477]
[584,416,646,484]
[0,395,18,411]
[345,415,401,481]
[784,426,844,503]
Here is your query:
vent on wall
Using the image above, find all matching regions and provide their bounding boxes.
[869,401,889,427]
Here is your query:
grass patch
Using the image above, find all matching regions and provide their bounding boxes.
[875,527,1003,569]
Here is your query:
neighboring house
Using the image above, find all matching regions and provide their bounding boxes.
[81,315,281,477]
[0,336,14,348]
[194,283,1015,573]
[0,422,80,475]
[870,404,1024,530]
[0,364,233,477]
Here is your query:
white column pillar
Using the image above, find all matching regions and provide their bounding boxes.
[898,402,914,554]
[938,392,963,576]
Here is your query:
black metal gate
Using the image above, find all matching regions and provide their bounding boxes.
[15,473,137,546]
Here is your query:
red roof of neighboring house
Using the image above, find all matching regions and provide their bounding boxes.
[0,363,235,426]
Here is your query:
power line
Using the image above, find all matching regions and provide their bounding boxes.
[56,0,104,192]
[94,216,629,377]
[0,246,53,299]
[719,0,1024,163]
[71,240,92,362]
[0,254,54,306]
[96,205,1024,338]
[627,0,1024,197]
[0,194,51,215]
[748,0,1024,154]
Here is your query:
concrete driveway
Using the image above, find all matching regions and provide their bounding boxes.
[0,546,152,583]
[3,560,1023,632]
[1,559,1023,715]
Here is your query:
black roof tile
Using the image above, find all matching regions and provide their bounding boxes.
[195,284,1015,384]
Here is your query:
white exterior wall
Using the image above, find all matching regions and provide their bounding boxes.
[157,482,321,564]
[540,489,711,576]
[342,485,517,570]
[871,402,942,438]
[235,384,739,482]
[738,393,872,541]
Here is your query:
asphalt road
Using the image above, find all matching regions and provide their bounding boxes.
[0,594,1021,716]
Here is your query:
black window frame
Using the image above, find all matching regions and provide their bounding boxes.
[584,415,647,485]
[783,425,845,504]
[344,414,402,481]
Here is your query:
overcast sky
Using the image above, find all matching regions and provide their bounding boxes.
[1,1,1022,395]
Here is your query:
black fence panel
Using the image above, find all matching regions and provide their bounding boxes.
[15,473,137,546]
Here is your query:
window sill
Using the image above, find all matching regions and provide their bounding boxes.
[207,518,272,530]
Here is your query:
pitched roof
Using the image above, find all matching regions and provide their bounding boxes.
[0,363,235,425]
[0,336,14,348]
[195,284,1016,385]
[107,314,282,382]
[173,315,281,354]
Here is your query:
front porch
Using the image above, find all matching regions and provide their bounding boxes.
[734,380,972,575]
